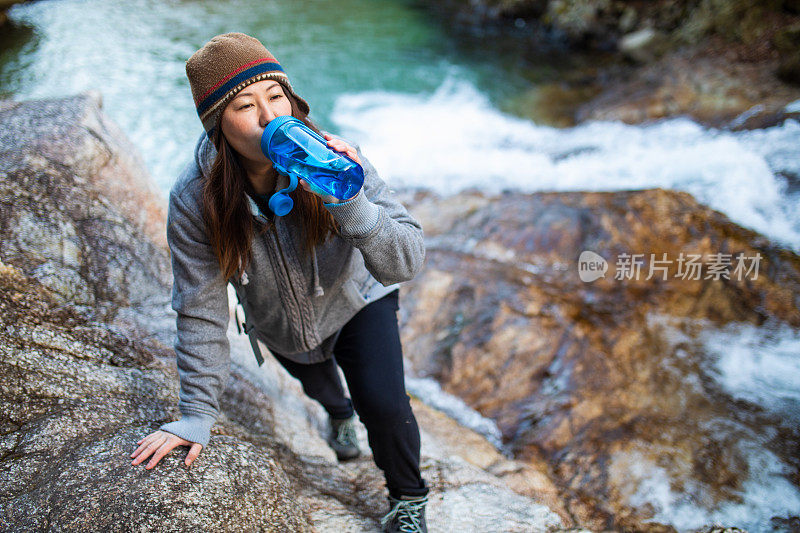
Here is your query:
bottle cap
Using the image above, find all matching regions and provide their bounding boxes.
[267,173,299,216]
[268,192,294,216]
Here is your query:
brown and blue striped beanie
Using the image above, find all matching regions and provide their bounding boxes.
[186,32,310,138]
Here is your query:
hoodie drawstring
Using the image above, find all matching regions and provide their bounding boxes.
[311,247,324,297]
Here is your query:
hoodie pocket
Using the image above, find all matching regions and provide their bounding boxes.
[343,278,368,309]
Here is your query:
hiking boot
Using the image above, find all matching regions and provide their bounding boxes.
[327,414,361,461]
[380,494,428,533]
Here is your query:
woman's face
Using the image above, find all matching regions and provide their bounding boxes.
[220,79,292,168]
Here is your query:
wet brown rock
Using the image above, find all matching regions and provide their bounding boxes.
[572,40,800,129]
[398,187,800,529]
[774,22,800,84]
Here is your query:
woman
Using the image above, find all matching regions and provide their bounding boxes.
[130,33,430,532]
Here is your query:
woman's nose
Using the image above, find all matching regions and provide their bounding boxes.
[259,105,276,128]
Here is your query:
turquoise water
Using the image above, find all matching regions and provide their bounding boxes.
[3,0,798,257]
[0,0,549,188]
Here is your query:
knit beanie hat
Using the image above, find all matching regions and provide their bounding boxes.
[185,32,311,138]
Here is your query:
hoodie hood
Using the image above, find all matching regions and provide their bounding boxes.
[193,131,324,298]
[194,130,215,180]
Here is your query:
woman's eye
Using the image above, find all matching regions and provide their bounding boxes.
[239,103,252,110]
[270,94,282,100]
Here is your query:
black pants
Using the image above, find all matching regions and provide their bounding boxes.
[271,289,429,499]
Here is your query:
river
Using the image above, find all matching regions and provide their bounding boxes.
[3,0,799,253]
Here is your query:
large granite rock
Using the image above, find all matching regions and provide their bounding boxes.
[398,187,800,530]
[0,260,315,531]
[0,257,566,531]
[0,92,172,341]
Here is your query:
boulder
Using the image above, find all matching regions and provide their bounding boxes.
[0,257,567,531]
[573,46,800,129]
[398,187,800,530]
[0,92,172,341]
[0,260,315,531]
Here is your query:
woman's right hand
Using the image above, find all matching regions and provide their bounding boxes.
[131,429,203,469]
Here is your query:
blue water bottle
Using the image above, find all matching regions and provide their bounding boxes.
[260,116,365,216]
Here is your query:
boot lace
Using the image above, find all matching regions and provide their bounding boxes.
[380,495,427,533]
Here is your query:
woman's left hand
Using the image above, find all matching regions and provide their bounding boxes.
[299,134,361,204]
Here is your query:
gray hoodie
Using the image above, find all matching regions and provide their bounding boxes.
[159,132,425,447]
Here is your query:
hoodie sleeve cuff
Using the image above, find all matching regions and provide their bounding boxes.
[323,187,381,238]
[159,413,215,448]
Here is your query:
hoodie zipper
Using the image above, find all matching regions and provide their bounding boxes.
[196,135,315,349]
[270,222,313,349]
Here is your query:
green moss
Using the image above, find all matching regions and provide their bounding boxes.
[773,22,800,51]
[673,0,784,46]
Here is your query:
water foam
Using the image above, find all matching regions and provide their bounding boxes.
[701,320,800,425]
[633,315,800,531]
[331,77,800,253]
[405,376,508,455]
[623,440,800,532]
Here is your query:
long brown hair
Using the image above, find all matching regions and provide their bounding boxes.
[202,80,339,281]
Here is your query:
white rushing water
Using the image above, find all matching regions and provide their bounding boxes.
[632,315,800,532]
[703,320,800,425]
[405,376,508,454]
[625,440,800,532]
[697,321,800,531]
[332,77,800,254]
